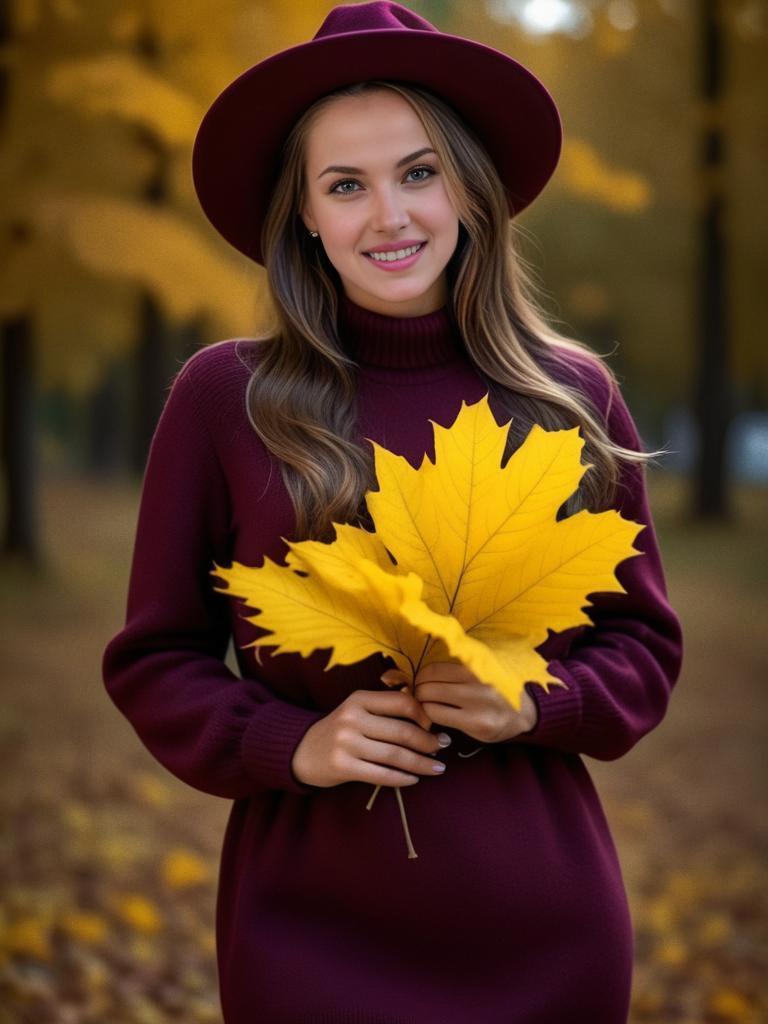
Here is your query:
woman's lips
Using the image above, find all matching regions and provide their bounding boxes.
[363,242,427,271]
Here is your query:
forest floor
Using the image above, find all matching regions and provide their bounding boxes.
[0,472,766,1024]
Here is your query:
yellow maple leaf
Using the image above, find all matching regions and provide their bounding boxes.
[212,525,425,670]
[212,393,643,712]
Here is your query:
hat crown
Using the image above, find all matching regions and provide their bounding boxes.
[314,1,438,42]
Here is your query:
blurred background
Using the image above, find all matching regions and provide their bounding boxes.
[0,1,766,1022]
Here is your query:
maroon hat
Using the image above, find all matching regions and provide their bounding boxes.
[192,1,562,266]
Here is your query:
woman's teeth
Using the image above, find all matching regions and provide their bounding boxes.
[366,243,424,262]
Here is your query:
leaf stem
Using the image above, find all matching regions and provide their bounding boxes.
[366,783,381,810]
[365,784,418,858]
[412,633,434,679]
[394,786,418,859]
[366,659,431,857]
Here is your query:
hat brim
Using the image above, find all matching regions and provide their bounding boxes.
[192,29,562,265]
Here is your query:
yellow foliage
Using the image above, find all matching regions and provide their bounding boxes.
[32,192,259,334]
[114,894,163,934]
[263,2,336,53]
[594,16,634,59]
[560,138,653,213]
[15,0,80,29]
[708,988,754,1020]
[12,0,41,32]
[162,849,211,889]
[58,910,108,945]
[53,0,80,21]
[1,916,51,959]
[47,54,203,146]
[213,395,642,710]
[110,8,143,45]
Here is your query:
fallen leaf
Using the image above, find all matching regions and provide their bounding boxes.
[161,849,210,889]
[113,894,163,934]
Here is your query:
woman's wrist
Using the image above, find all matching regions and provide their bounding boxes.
[519,687,539,734]
[494,687,539,741]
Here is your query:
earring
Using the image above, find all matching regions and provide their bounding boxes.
[309,231,319,237]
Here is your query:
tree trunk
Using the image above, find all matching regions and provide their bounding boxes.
[131,290,169,476]
[1,315,40,565]
[692,0,731,520]
[174,313,207,369]
[129,26,175,478]
[0,3,41,566]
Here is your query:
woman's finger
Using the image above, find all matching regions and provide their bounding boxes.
[400,686,434,730]
[380,669,409,687]
[418,701,464,730]
[414,681,474,706]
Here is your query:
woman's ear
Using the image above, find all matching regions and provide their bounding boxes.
[299,203,317,235]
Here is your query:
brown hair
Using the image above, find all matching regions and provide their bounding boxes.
[240,80,665,542]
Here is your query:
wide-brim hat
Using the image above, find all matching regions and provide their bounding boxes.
[192,1,563,266]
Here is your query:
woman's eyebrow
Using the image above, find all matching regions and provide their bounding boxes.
[317,147,436,179]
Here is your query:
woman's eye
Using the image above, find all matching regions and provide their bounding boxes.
[329,165,436,195]
[330,179,360,194]
[405,165,435,183]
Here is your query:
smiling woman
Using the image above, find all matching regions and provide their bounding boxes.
[102,3,683,1022]
[299,97,459,317]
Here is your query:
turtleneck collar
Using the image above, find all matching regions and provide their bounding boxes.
[338,292,465,371]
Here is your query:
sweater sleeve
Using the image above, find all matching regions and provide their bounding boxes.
[101,354,326,799]
[511,376,684,761]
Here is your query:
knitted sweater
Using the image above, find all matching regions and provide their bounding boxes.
[102,294,683,1024]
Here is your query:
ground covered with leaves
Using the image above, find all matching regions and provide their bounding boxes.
[0,475,765,1023]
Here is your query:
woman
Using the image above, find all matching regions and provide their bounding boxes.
[102,3,684,1022]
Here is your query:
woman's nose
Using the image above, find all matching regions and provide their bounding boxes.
[370,188,410,233]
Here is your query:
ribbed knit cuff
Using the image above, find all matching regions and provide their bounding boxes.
[241,701,327,795]
[512,659,583,748]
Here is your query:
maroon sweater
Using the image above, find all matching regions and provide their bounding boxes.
[102,295,683,1024]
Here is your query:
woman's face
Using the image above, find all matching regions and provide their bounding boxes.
[300,90,460,318]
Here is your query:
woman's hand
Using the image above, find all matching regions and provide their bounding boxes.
[291,688,451,789]
[381,663,539,744]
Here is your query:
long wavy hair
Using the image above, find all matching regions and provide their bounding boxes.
[240,80,666,543]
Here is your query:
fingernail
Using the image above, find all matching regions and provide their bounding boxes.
[437,733,451,747]
[432,762,446,773]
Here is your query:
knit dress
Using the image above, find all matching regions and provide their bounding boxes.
[102,293,683,1024]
